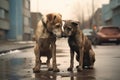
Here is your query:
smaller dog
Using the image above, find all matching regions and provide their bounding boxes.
[33,13,63,72]
[63,20,95,72]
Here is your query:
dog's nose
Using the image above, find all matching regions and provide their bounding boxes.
[61,32,67,37]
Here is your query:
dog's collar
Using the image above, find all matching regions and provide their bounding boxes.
[41,19,54,35]
[41,19,47,28]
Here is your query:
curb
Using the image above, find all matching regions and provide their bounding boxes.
[0,46,34,54]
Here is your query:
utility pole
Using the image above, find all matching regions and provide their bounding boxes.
[81,9,84,29]
[87,3,91,28]
[92,0,95,29]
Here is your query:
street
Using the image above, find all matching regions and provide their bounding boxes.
[0,38,120,80]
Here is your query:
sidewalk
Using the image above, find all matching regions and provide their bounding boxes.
[0,40,34,54]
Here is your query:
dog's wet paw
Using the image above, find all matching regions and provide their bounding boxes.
[76,65,79,69]
[53,68,60,72]
[77,67,83,72]
[48,68,53,71]
[88,66,94,69]
[67,67,73,71]
[33,68,40,73]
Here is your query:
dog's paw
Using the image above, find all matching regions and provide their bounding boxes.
[53,68,60,72]
[76,65,79,69]
[33,68,40,73]
[67,67,73,71]
[88,66,94,69]
[77,67,83,72]
[48,68,53,71]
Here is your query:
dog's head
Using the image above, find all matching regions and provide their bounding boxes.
[42,13,62,37]
[62,20,79,37]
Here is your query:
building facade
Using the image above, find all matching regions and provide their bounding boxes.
[0,0,9,40]
[102,4,112,25]
[23,0,31,40]
[102,0,120,27]
[0,0,31,41]
[31,12,42,33]
[94,8,102,26]
[7,0,31,41]
[110,0,120,26]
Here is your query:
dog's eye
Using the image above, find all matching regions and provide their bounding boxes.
[55,23,61,28]
[56,25,60,28]
[67,27,72,31]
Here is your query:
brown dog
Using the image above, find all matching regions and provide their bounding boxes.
[63,20,95,72]
[33,13,63,72]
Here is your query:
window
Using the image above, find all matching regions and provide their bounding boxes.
[25,0,30,9]
[113,6,120,15]
[0,8,5,19]
[5,11,9,20]
[24,17,29,26]
[118,0,120,3]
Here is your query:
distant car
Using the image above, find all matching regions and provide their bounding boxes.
[82,29,94,43]
[96,26,120,45]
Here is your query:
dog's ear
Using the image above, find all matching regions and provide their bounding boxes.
[71,22,78,27]
[47,13,53,22]
[53,15,56,21]
[47,13,58,23]
[47,13,62,22]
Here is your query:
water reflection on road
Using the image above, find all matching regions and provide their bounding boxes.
[0,38,120,80]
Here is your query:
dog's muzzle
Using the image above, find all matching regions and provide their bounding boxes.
[61,32,68,38]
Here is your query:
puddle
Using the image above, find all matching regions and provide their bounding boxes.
[0,56,97,80]
[0,50,21,56]
[0,57,33,80]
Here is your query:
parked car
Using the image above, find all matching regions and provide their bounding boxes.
[96,26,120,45]
[82,29,95,44]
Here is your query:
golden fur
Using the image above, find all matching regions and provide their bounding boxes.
[33,13,62,72]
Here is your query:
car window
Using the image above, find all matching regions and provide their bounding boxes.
[100,27,120,34]
[83,29,93,36]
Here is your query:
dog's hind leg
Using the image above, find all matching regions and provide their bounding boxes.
[67,49,74,71]
[88,49,95,69]
[33,44,41,73]
[47,57,53,71]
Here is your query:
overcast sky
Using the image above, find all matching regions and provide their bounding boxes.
[30,0,109,20]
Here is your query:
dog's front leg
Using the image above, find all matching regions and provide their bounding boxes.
[33,44,41,73]
[89,49,95,69]
[77,47,84,72]
[51,43,60,72]
[67,49,74,71]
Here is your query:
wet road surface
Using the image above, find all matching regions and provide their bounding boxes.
[0,38,120,80]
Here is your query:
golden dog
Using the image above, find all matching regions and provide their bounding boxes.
[62,20,95,72]
[33,13,62,72]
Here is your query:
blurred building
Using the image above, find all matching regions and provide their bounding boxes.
[31,12,42,33]
[110,0,120,26]
[8,0,31,41]
[0,0,31,41]
[0,0,9,40]
[102,4,112,25]
[94,8,102,27]
[101,0,120,27]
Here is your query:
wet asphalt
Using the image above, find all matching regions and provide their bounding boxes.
[0,38,120,80]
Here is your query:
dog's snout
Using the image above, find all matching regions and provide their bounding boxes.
[55,23,61,28]
[61,32,67,37]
